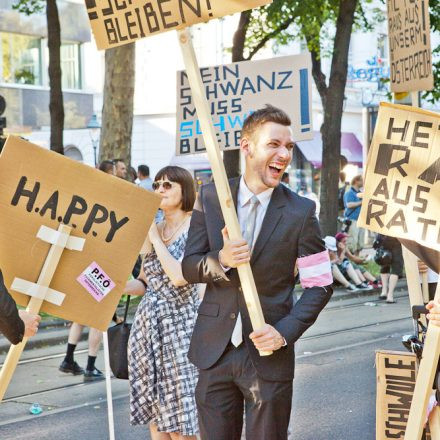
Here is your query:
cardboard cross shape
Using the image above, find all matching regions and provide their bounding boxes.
[0,136,160,331]
[176,54,313,155]
[87,0,271,50]
[358,102,440,253]
[387,0,433,92]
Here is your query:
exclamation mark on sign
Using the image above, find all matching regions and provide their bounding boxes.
[206,0,213,17]
[300,69,311,133]
[421,0,427,45]
[85,0,98,20]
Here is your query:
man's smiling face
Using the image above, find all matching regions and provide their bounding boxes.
[241,121,294,193]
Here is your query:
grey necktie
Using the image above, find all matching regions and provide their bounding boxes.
[231,195,260,347]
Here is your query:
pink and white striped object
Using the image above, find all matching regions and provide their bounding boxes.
[297,250,333,288]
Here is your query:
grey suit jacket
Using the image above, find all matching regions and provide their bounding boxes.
[182,178,333,381]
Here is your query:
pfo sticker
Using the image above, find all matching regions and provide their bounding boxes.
[77,262,115,302]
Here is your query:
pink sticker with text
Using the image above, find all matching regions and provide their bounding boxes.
[77,262,115,302]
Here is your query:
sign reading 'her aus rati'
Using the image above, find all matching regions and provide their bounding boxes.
[0,136,160,331]
[176,54,313,155]
[358,103,440,252]
[87,0,271,50]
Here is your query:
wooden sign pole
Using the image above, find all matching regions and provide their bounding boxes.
[403,92,440,439]
[177,28,271,356]
[0,224,73,401]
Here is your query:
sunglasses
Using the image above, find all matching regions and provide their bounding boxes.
[152,180,174,191]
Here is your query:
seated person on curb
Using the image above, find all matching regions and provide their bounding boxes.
[335,232,380,289]
[325,236,359,292]
[335,233,373,290]
[0,270,40,344]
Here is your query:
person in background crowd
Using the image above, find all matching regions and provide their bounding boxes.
[182,105,332,440]
[99,160,115,175]
[0,270,40,344]
[126,166,199,440]
[59,323,104,381]
[128,166,138,183]
[343,175,365,254]
[376,234,403,303]
[281,172,290,187]
[138,165,153,191]
[325,236,359,292]
[298,184,320,216]
[417,259,438,302]
[335,232,380,288]
[59,159,119,381]
[113,158,127,179]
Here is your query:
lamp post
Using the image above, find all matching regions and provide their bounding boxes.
[87,113,101,167]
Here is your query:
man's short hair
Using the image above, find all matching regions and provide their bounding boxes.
[138,164,150,177]
[99,160,114,174]
[351,174,363,186]
[113,158,124,165]
[242,105,291,140]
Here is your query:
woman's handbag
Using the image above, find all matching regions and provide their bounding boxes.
[107,296,132,380]
[374,247,393,266]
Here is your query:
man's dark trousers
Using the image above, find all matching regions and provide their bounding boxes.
[196,343,292,440]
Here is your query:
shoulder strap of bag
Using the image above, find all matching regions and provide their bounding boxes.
[123,296,131,323]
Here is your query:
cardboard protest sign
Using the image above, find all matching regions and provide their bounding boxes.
[87,0,271,50]
[358,103,440,252]
[387,0,433,92]
[376,350,419,440]
[0,136,160,331]
[176,54,313,155]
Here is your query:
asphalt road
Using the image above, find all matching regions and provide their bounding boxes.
[0,286,414,440]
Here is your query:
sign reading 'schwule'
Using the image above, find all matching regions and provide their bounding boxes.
[87,0,272,50]
[358,103,440,252]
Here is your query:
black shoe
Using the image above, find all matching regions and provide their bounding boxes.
[84,367,104,382]
[59,360,84,375]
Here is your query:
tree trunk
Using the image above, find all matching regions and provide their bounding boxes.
[224,10,251,178]
[46,0,63,154]
[99,44,135,165]
[319,0,358,235]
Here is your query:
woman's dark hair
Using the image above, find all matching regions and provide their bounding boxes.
[99,160,114,174]
[155,166,196,212]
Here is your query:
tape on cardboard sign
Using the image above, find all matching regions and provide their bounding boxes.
[37,225,85,251]
[11,278,66,306]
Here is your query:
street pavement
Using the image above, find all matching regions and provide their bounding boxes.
[0,281,415,439]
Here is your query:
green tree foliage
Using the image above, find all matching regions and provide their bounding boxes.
[425,0,440,103]
[232,0,438,234]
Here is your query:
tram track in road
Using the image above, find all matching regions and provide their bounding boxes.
[301,316,410,342]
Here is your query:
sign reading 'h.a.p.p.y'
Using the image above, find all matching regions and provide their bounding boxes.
[387,0,433,92]
[358,103,440,251]
[87,0,271,50]
[176,54,313,155]
[0,136,160,331]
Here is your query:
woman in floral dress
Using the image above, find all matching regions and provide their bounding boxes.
[125,166,199,440]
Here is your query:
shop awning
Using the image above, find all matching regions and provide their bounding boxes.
[296,131,364,169]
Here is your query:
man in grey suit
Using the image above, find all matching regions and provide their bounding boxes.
[182,105,333,439]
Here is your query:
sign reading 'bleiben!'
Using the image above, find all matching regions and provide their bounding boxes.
[87,0,271,50]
